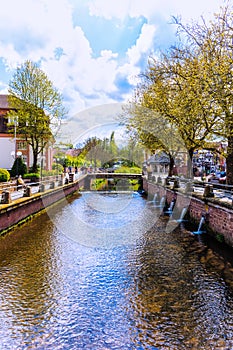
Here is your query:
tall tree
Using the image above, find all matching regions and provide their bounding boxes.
[8,60,66,172]
[81,137,102,169]
[121,48,217,177]
[122,4,233,181]
[122,100,187,176]
[173,4,233,183]
[109,131,118,157]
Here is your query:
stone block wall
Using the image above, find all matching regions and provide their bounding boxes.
[144,179,233,248]
[207,204,233,246]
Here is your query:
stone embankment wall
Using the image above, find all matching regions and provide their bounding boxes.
[0,180,81,234]
[144,178,233,248]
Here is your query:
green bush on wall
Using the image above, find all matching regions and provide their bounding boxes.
[0,168,10,182]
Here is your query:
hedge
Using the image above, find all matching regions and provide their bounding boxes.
[0,168,10,182]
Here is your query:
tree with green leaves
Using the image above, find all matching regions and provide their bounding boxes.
[118,137,145,168]
[173,4,233,183]
[122,4,233,181]
[109,131,118,157]
[121,53,207,177]
[8,60,66,172]
[121,101,183,175]
[81,137,102,169]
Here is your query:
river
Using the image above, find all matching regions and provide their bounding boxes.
[0,191,233,349]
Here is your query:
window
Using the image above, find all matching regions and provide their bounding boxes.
[17,141,27,150]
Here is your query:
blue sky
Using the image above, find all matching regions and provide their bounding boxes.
[0,0,226,141]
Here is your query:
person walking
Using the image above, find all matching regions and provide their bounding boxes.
[16,175,26,191]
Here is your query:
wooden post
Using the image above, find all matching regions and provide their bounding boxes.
[50,181,55,189]
[23,186,32,197]
[39,184,45,192]
[1,191,11,204]
[203,184,214,198]
[69,173,74,182]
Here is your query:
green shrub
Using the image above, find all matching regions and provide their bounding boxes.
[23,173,40,179]
[11,157,27,177]
[52,163,64,173]
[115,166,142,174]
[0,168,10,182]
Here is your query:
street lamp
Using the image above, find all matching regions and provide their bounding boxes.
[13,116,18,160]
[56,157,60,179]
[39,155,46,182]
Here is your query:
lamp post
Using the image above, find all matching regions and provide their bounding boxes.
[40,155,46,182]
[56,157,60,179]
[13,117,18,160]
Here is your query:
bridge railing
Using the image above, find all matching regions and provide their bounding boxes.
[0,172,85,205]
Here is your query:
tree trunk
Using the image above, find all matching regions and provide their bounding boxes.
[32,150,38,173]
[187,149,194,178]
[226,136,233,185]
[168,156,175,176]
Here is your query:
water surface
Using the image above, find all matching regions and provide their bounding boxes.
[0,192,233,349]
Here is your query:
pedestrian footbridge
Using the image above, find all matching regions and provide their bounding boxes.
[81,172,143,191]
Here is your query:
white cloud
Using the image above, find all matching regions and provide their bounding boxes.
[0,0,74,67]
[88,0,134,20]
[88,0,224,22]
[0,0,132,114]
[88,0,163,20]
[126,23,156,65]
[0,0,226,120]
[0,45,23,71]
[0,83,8,95]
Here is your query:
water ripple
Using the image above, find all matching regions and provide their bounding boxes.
[0,194,233,348]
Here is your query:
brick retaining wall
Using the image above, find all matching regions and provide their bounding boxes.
[143,178,233,247]
[0,180,80,234]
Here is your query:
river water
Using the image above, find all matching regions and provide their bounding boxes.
[1,191,233,349]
